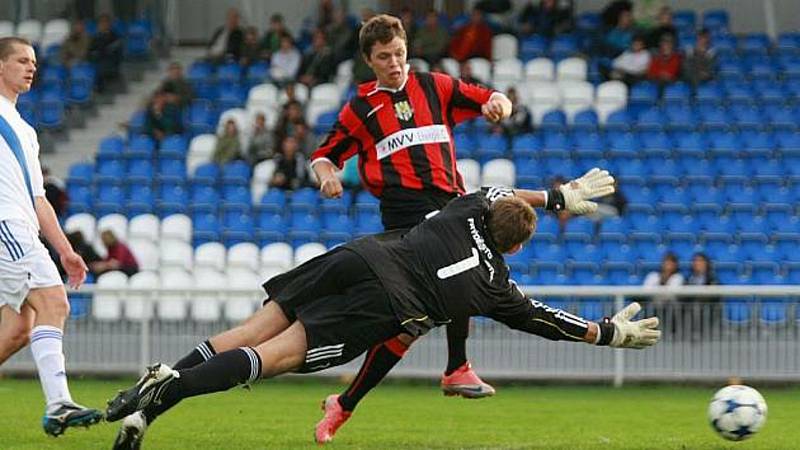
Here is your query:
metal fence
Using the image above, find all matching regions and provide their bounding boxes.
[2,285,800,385]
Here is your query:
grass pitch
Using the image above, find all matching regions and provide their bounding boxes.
[0,377,798,449]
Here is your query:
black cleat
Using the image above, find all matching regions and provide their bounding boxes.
[106,363,178,422]
[42,402,103,437]
[112,411,147,450]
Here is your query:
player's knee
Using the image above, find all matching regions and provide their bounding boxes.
[7,324,31,351]
[46,296,70,320]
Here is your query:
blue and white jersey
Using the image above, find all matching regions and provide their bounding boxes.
[0,95,44,230]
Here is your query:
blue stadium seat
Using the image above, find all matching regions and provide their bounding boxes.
[320,214,354,246]
[704,9,730,31]
[749,262,782,285]
[158,159,188,183]
[603,261,636,285]
[629,233,662,260]
[714,262,742,284]
[666,233,698,261]
[640,131,672,156]
[186,100,217,135]
[766,105,798,131]
[95,159,126,183]
[695,82,724,106]
[320,190,353,215]
[760,300,788,325]
[192,212,221,246]
[94,184,125,216]
[519,35,548,61]
[222,185,252,205]
[730,105,765,131]
[453,132,476,158]
[98,135,125,160]
[673,131,708,157]
[599,216,628,234]
[223,213,255,246]
[765,204,798,234]
[354,190,379,215]
[126,110,147,137]
[355,212,383,237]
[511,133,542,158]
[314,110,338,135]
[217,84,246,110]
[216,62,243,84]
[505,245,533,276]
[540,110,567,132]
[607,132,640,158]
[604,109,632,131]
[572,109,599,131]
[126,134,156,160]
[289,188,320,215]
[66,185,92,214]
[160,135,189,159]
[189,185,219,214]
[245,62,270,88]
[741,130,775,155]
[577,299,608,321]
[723,300,751,325]
[255,213,287,245]
[598,233,633,262]
[125,22,151,58]
[699,106,732,131]
[67,163,94,186]
[221,160,251,186]
[635,107,666,132]
[157,183,189,217]
[663,82,691,105]
[192,163,220,186]
[126,184,155,216]
[533,241,567,263]
[476,133,508,161]
[550,34,579,59]
[127,159,154,183]
[629,82,658,107]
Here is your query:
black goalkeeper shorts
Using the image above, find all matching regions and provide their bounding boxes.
[262,247,405,373]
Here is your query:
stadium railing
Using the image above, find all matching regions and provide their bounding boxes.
[2,285,800,386]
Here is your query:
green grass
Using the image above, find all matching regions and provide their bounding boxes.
[0,377,798,449]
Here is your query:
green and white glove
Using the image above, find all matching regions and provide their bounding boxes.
[607,302,661,349]
[560,168,616,215]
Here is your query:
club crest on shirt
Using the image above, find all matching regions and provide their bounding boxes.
[393,100,413,121]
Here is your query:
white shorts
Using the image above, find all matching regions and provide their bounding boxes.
[0,219,63,312]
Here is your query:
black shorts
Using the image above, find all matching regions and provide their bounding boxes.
[262,248,405,373]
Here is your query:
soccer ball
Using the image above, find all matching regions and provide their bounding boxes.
[708,385,767,441]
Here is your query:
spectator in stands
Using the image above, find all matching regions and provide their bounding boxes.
[294,122,316,157]
[609,34,651,85]
[144,90,183,141]
[448,8,493,61]
[274,100,306,146]
[603,8,635,57]
[399,7,417,53]
[65,231,101,276]
[299,29,336,87]
[647,35,682,85]
[42,167,67,218]
[270,35,302,86]
[213,119,243,164]
[246,112,275,165]
[259,14,290,59]
[632,0,666,28]
[647,6,677,48]
[681,252,720,338]
[88,13,122,93]
[311,0,336,30]
[61,20,89,67]
[91,230,139,277]
[686,252,718,290]
[281,82,304,106]
[643,252,684,305]
[270,136,309,190]
[208,7,244,63]
[459,60,488,87]
[517,0,573,38]
[326,7,357,65]
[501,87,531,136]
[682,29,716,87]
[160,62,194,108]
[412,10,449,65]
[240,27,263,67]
[351,8,378,83]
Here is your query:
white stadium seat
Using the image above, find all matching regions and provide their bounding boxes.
[305,102,337,129]
[260,266,284,283]
[15,20,42,44]
[261,242,293,272]
[246,105,277,131]
[408,58,430,73]
[594,80,629,124]
[64,213,97,243]
[227,242,260,273]
[96,213,128,242]
[41,18,70,48]
[556,57,588,81]
[192,270,226,322]
[159,240,193,271]
[128,214,160,243]
[277,83,308,106]
[439,57,460,77]
[194,242,227,272]
[456,158,481,193]
[294,242,326,266]
[335,59,354,92]
[125,271,158,320]
[217,108,251,148]
[0,21,14,38]
[93,271,127,321]
[160,214,192,243]
[492,34,518,60]
[251,160,276,202]
[246,83,279,112]
[310,83,341,110]
[128,239,159,272]
[525,58,555,82]
[187,134,217,175]
[224,269,261,322]
[482,158,516,188]
[158,268,192,321]
[528,82,561,126]
[492,58,523,92]
[560,81,595,121]
[467,58,491,85]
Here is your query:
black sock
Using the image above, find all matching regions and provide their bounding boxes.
[338,337,408,412]
[445,320,469,375]
[155,347,262,408]
[143,340,216,424]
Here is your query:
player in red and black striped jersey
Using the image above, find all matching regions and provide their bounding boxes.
[310,14,513,425]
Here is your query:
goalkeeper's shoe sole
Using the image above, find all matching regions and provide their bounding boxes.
[106,363,178,422]
[113,412,147,450]
[42,402,103,437]
[441,362,496,399]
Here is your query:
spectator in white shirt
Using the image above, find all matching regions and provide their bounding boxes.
[643,252,685,305]
[270,35,302,86]
[610,35,651,85]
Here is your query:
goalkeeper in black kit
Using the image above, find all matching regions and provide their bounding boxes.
[105,168,660,447]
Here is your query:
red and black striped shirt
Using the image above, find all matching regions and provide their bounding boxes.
[311,70,495,229]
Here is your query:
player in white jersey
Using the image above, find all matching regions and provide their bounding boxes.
[0,37,102,436]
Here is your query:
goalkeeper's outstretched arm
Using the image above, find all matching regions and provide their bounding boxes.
[511,168,616,215]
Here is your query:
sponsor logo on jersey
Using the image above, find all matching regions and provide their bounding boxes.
[375,124,450,160]
[393,100,414,121]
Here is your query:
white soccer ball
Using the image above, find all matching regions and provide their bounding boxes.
[708,384,768,441]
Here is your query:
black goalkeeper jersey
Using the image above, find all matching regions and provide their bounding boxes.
[344,188,592,342]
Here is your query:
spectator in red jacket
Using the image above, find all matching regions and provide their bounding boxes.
[448,8,493,61]
[647,35,682,84]
[92,230,139,277]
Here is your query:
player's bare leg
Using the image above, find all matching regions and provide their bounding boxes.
[114,301,292,449]
[26,286,102,436]
[0,303,35,364]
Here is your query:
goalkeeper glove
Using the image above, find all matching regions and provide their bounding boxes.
[597,302,661,349]
[546,168,616,215]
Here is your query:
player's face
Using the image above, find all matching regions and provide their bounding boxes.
[366,36,407,89]
[0,44,36,95]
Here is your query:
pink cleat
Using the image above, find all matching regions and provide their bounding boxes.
[314,395,351,444]
[441,362,496,399]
